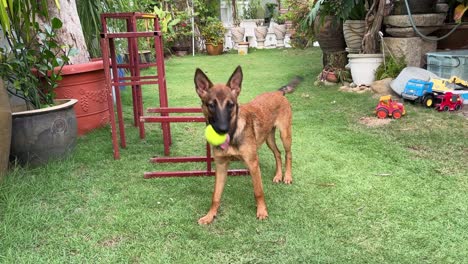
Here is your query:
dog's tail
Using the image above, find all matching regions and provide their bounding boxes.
[279,76,304,95]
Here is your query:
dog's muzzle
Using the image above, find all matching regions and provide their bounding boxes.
[210,107,231,134]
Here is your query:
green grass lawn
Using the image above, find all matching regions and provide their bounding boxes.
[1,48,467,263]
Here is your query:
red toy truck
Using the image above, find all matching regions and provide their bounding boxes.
[375,95,406,119]
[434,92,463,111]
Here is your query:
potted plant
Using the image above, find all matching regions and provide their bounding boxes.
[154,5,193,56]
[171,10,194,56]
[0,11,79,166]
[35,0,110,136]
[305,0,351,72]
[200,17,226,55]
[306,0,385,85]
[307,0,347,53]
[170,30,193,56]
[347,0,386,85]
[320,65,340,83]
[320,65,352,84]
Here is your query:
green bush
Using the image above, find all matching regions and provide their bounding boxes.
[375,56,407,80]
[199,17,225,46]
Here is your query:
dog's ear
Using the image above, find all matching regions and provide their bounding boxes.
[227,66,242,97]
[194,68,213,98]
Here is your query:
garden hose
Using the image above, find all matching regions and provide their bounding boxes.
[404,0,464,41]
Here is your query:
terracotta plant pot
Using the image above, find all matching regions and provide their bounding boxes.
[0,81,12,178]
[10,99,78,166]
[206,43,224,56]
[54,60,110,135]
[321,69,339,83]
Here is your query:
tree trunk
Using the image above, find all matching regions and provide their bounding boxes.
[232,0,238,23]
[362,0,385,54]
[323,51,348,69]
[43,0,90,64]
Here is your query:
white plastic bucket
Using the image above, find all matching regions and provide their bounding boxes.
[347,54,383,85]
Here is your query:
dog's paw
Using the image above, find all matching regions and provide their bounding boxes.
[257,209,268,220]
[283,177,292,184]
[198,214,215,225]
[272,175,282,183]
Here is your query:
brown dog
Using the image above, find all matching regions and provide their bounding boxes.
[194,66,302,224]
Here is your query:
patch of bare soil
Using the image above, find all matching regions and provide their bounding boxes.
[358,116,392,127]
[339,85,372,94]
[100,236,123,247]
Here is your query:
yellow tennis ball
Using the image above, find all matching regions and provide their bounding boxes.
[205,125,227,146]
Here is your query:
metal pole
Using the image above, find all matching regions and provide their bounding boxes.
[189,0,195,56]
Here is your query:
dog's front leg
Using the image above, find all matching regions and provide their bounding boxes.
[245,156,268,220]
[198,159,228,225]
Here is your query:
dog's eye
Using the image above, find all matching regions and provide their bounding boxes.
[226,102,234,109]
[207,102,216,109]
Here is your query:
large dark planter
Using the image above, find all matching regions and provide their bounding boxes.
[11,99,78,166]
[171,36,192,56]
[0,81,12,178]
[54,60,109,135]
[314,15,346,53]
[435,24,468,50]
[392,0,437,15]
[171,46,191,56]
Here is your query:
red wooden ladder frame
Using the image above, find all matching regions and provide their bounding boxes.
[100,12,249,178]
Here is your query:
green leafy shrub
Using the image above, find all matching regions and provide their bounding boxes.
[0,17,76,109]
[375,56,407,80]
[284,0,315,49]
[199,17,225,46]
